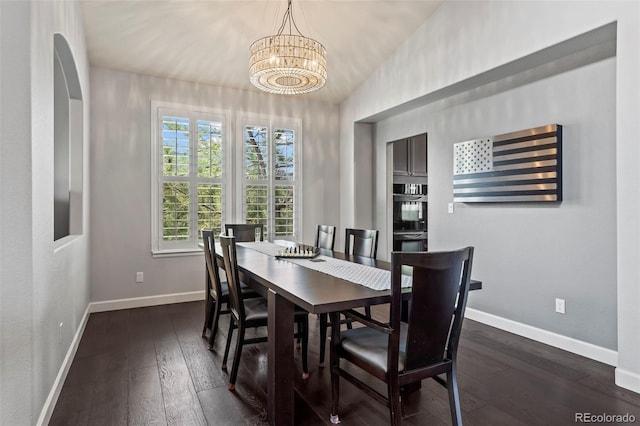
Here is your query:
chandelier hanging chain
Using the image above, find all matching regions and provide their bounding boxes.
[276,0,305,37]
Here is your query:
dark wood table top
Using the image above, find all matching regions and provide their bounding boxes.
[227,244,482,314]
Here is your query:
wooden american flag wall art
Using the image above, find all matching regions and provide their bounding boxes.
[453,124,562,202]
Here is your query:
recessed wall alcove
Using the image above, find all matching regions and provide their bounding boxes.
[53,33,83,241]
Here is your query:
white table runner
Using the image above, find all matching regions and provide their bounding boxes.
[237,241,412,291]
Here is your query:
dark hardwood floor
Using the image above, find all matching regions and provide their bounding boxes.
[50,301,640,425]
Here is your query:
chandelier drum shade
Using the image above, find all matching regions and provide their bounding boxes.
[249,0,327,95]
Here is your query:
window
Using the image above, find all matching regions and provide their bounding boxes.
[152,103,227,254]
[152,106,301,255]
[241,119,300,241]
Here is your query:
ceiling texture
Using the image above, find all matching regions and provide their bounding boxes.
[81,0,444,104]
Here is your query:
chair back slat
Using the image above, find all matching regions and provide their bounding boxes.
[345,228,379,258]
[219,235,245,322]
[315,225,336,250]
[225,223,264,242]
[390,247,474,370]
[447,248,474,361]
[202,229,224,300]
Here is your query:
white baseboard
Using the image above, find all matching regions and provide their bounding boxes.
[465,308,618,366]
[89,290,205,313]
[615,368,640,394]
[36,304,91,426]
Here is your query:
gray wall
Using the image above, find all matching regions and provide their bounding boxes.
[90,68,341,303]
[1,1,91,424]
[375,53,617,349]
[339,0,640,392]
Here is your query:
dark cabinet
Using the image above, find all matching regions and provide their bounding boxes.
[393,133,427,177]
[393,139,410,175]
[410,134,427,176]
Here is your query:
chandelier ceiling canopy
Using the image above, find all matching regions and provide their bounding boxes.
[249,0,327,95]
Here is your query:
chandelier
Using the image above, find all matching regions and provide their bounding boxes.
[249,0,327,95]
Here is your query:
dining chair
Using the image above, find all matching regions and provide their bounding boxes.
[344,228,379,259]
[219,235,310,391]
[346,228,379,315]
[329,247,474,425]
[311,224,345,364]
[315,224,336,250]
[224,223,264,242]
[318,227,380,366]
[201,229,259,349]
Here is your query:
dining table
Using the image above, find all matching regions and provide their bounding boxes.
[211,241,482,425]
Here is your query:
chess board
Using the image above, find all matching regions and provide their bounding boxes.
[275,246,320,259]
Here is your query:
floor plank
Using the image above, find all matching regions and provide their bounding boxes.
[88,374,128,426]
[50,301,640,425]
[128,366,166,426]
[155,336,207,425]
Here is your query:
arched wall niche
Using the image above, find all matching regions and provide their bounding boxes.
[53,33,83,242]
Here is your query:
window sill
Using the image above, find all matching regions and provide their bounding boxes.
[152,248,203,258]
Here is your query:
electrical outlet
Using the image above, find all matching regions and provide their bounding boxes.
[555,298,566,314]
[59,322,64,343]
[136,272,144,283]
[448,203,454,214]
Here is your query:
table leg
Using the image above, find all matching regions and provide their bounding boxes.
[267,289,295,425]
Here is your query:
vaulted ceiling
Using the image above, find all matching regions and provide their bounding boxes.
[81,1,444,104]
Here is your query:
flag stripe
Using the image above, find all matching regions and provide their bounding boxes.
[454,184,557,194]
[453,194,558,202]
[454,177,557,189]
[494,154,557,167]
[493,128,557,144]
[453,171,557,185]
[454,189,558,197]
[493,159,558,172]
[492,136,557,152]
[453,165,558,181]
[493,145,557,159]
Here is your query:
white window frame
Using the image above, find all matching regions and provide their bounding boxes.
[151,101,231,256]
[236,115,302,242]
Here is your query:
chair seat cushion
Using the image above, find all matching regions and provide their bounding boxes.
[244,298,269,321]
[243,298,308,322]
[340,323,408,373]
[238,281,262,299]
[239,280,253,291]
[210,281,258,301]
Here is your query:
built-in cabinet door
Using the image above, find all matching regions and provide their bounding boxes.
[393,133,427,177]
[410,133,428,177]
[393,139,410,176]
